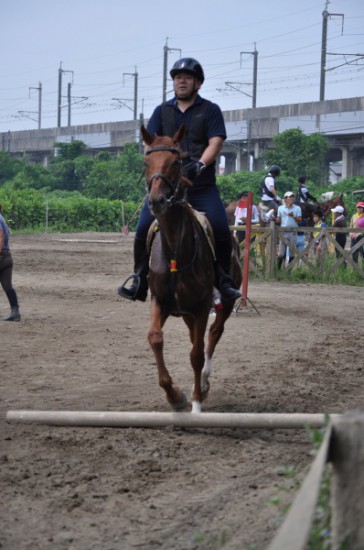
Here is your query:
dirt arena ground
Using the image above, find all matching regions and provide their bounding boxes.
[1,232,363,549]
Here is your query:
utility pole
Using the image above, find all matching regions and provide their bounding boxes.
[123,68,138,120]
[30,82,42,129]
[57,62,74,127]
[17,81,42,128]
[57,64,62,127]
[162,38,181,102]
[139,99,145,153]
[240,46,258,108]
[319,4,344,101]
[67,82,71,127]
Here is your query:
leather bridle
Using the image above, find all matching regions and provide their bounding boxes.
[145,146,184,202]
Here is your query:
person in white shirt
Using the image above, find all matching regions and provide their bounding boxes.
[233,191,260,243]
[260,164,282,215]
[276,191,302,269]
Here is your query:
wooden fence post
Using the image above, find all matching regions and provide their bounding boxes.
[266,220,277,277]
[330,413,364,550]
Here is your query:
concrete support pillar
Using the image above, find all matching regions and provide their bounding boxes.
[236,149,242,172]
[224,152,237,174]
[341,147,349,179]
[341,147,354,179]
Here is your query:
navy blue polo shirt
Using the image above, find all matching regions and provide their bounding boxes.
[0,214,10,250]
[147,95,226,188]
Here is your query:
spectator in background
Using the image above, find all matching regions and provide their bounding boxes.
[296,218,307,255]
[312,210,326,258]
[350,201,364,263]
[276,191,302,269]
[331,205,347,264]
[0,204,21,321]
[234,191,259,243]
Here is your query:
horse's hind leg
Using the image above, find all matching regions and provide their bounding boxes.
[203,307,232,394]
[148,300,187,411]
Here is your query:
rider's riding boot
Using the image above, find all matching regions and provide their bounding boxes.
[288,256,295,264]
[3,289,21,321]
[215,264,241,302]
[277,256,284,270]
[117,238,149,302]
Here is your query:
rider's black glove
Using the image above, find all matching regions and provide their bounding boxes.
[183,160,206,180]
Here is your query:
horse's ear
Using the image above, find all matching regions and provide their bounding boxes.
[141,125,154,146]
[173,124,186,146]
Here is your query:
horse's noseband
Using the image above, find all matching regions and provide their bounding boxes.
[146,145,183,201]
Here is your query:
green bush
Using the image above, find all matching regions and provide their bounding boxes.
[0,184,140,232]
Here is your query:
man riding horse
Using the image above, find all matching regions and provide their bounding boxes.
[296,175,319,224]
[260,164,282,220]
[118,58,241,303]
[296,175,318,205]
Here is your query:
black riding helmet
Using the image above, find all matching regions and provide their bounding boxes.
[170,58,205,83]
[269,164,281,176]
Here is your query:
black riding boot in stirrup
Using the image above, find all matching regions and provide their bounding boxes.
[117,238,149,302]
[215,263,241,302]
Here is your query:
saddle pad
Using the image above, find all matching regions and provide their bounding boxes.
[147,208,216,260]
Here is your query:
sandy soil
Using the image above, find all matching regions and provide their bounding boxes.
[1,232,363,550]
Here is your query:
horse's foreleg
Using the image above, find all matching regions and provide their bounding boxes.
[148,299,187,411]
[188,313,210,414]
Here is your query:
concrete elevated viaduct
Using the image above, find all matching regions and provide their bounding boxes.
[1,96,364,180]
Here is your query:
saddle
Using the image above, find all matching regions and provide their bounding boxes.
[147,206,216,261]
[259,202,276,222]
[259,201,270,212]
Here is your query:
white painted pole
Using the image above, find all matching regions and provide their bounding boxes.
[5,411,339,429]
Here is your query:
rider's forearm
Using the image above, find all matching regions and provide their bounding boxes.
[200,137,223,167]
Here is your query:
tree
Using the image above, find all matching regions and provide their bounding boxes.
[53,140,87,161]
[84,142,145,201]
[11,163,55,190]
[49,141,91,192]
[0,152,25,186]
[264,128,329,184]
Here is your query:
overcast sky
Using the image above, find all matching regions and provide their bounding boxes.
[1,0,363,133]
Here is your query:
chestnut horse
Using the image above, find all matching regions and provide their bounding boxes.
[142,124,242,414]
[298,195,345,225]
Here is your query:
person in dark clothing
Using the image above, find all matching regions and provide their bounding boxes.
[331,205,347,264]
[118,57,241,303]
[0,204,21,321]
[296,176,318,204]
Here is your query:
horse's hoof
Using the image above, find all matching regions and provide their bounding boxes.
[170,392,188,412]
